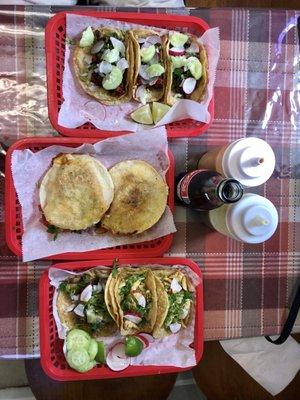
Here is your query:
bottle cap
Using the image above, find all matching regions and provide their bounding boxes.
[222,138,275,187]
[226,194,278,243]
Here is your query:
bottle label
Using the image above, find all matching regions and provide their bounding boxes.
[177,170,202,205]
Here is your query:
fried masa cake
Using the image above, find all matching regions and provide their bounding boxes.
[39,154,114,231]
[101,160,168,235]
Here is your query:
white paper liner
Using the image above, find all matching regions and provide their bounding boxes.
[11,128,176,262]
[58,14,220,131]
[49,263,201,368]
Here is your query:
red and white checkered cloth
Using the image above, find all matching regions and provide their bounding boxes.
[0,6,299,358]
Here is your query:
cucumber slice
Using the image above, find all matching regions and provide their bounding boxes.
[102,48,120,64]
[170,32,189,48]
[66,329,91,352]
[187,57,202,80]
[145,64,165,78]
[171,56,187,69]
[95,341,106,364]
[130,104,153,125]
[88,339,98,360]
[79,27,94,48]
[66,348,96,373]
[102,66,123,91]
[141,45,156,63]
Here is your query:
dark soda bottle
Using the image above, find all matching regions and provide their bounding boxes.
[175,169,243,211]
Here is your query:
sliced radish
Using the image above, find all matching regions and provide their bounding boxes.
[110,37,125,56]
[92,282,102,293]
[80,284,93,302]
[169,322,181,334]
[183,77,197,94]
[170,278,182,294]
[186,41,200,54]
[135,85,150,105]
[90,40,104,54]
[148,77,158,86]
[124,312,142,324]
[141,41,152,50]
[139,333,155,344]
[169,47,185,56]
[135,334,149,349]
[64,303,75,312]
[109,342,127,359]
[117,57,129,71]
[140,77,150,85]
[106,350,130,371]
[146,35,162,45]
[133,292,146,308]
[63,340,67,356]
[139,64,150,80]
[70,294,79,301]
[73,303,85,317]
[98,61,112,75]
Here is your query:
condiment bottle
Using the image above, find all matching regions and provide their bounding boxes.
[197,138,275,187]
[208,193,278,243]
[175,170,243,211]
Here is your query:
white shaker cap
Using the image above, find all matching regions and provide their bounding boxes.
[222,138,275,187]
[226,194,278,244]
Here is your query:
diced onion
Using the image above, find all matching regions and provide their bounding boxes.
[98,61,113,75]
[110,37,125,56]
[90,40,104,54]
[169,322,181,334]
[117,57,129,71]
[182,77,197,94]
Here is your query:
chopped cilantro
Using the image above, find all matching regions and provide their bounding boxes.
[164,290,193,328]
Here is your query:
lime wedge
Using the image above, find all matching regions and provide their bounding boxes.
[95,341,106,364]
[131,104,153,125]
[125,336,143,357]
[170,32,189,48]
[79,27,94,48]
[102,66,123,90]
[141,45,156,63]
[152,102,171,124]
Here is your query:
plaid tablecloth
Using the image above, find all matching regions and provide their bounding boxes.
[0,6,299,358]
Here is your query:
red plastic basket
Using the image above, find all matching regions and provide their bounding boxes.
[39,257,203,381]
[45,11,214,138]
[5,137,174,260]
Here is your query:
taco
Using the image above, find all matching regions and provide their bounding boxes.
[164,31,208,106]
[111,268,158,335]
[73,26,134,105]
[130,29,168,104]
[56,269,117,338]
[153,269,194,338]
